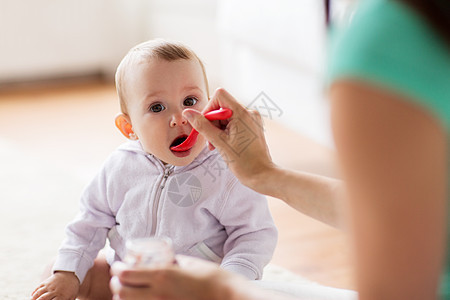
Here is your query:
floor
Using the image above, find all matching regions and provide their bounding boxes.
[0,81,355,290]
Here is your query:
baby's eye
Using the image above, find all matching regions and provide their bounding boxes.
[149,103,165,113]
[183,97,198,107]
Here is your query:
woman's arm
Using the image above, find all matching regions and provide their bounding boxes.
[331,80,447,299]
[183,88,343,227]
[260,166,343,227]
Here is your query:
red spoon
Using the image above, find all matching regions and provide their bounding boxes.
[171,108,233,152]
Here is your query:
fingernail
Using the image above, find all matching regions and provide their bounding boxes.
[183,111,194,120]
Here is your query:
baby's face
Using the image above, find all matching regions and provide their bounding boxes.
[125,58,208,166]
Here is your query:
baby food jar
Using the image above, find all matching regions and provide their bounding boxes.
[124,237,175,268]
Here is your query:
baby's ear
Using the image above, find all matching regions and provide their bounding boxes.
[115,114,138,140]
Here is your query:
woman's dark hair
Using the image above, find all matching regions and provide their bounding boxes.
[402,0,450,46]
[324,0,450,46]
[324,0,331,26]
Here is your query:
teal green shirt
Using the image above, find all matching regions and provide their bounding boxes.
[328,0,450,297]
[329,0,450,128]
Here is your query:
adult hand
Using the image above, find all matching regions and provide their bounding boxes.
[110,255,251,300]
[182,88,276,193]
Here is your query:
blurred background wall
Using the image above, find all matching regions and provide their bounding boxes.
[0,0,357,147]
[0,0,143,82]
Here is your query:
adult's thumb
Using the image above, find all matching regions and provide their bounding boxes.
[183,109,225,148]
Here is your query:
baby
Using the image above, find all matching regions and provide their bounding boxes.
[32,39,278,300]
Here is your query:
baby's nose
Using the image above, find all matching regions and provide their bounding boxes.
[170,113,187,127]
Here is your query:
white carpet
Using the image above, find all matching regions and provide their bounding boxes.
[0,139,84,299]
[0,139,356,300]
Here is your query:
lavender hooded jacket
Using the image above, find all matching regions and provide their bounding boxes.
[53,141,278,282]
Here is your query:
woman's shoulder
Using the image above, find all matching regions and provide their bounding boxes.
[329,0,450,128]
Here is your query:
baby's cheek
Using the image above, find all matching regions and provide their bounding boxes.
[139,138,162,156]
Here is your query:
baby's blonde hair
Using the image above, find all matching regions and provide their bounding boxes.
[115,39,209,114]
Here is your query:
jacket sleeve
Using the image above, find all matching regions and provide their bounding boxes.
[218,178,278,280]
[52,165,116,283]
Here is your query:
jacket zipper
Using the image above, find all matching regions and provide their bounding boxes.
[149,165,174,236]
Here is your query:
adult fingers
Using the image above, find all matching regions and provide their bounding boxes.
[109,270,168,300]
[115,284,154,300]
[202,87,247,115]
[182,109,228,150]
[111,262,167,288]
[183,88,255,150]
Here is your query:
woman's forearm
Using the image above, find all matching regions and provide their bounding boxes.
[254,165,343,228]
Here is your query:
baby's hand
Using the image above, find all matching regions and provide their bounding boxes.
[31,271,79,300]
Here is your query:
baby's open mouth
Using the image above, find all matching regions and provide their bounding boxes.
[170,135,188,148]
